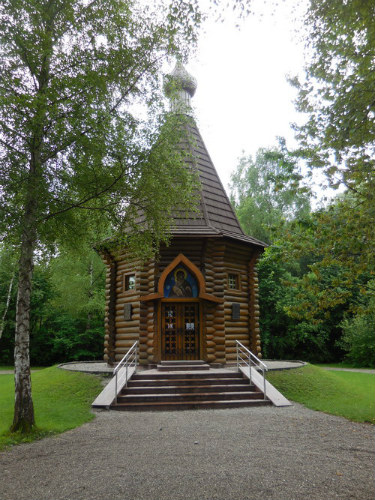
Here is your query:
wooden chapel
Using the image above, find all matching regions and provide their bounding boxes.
[98,63,266,367]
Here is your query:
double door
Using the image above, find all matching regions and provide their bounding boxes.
[161,303,199,360]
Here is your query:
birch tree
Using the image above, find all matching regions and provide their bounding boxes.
[0,0,202,432]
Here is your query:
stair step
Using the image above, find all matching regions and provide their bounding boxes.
[128,374,250,387]
[113,399,271,411]
[117,391,263,403]
[157,364,210,371]
[132,372,241,380]
[111,367,268,411]
[159,360,207,365]
[123,384,256,394]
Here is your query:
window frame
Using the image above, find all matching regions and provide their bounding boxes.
[227,272,241,292]
[123,273,136,293]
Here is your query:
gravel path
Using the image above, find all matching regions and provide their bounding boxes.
[0,405,374,500]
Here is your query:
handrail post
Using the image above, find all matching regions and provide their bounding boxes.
[248,352,252,386]
[236,342,239,372]
[115,371,118,404]
[135,341,138,370]
[263,367,266,400]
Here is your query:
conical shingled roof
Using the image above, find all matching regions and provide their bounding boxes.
[169,119,266,248]
[135,63,265,249]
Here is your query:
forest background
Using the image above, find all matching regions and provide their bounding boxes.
[0,0,374,369]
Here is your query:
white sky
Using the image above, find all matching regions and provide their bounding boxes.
[176,1,308,193]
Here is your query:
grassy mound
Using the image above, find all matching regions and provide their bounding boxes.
[0,366,103,450]
[267,364,375,424]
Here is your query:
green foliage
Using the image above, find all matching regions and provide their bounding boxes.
[290,0,375,294]
[267,364,375,424]
[258,243,345,362]
[0,366,103,450]
[339,290,375,367]
[0,244,106,365]
[0,0,204,253]
[230,140,311,244]
[291,0,375,193]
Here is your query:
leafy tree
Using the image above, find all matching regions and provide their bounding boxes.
[230,140,311,244]
[291,0,375,189]
[257,0,375,363]
[0,0,203,432]
[339,282,375,367]
[290,0,375,279]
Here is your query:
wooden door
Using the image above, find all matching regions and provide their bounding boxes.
[162,303,200,360]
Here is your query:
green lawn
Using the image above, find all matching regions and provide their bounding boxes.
[0,366,103,450]
[268,364,375,424]
[316,362,374,369]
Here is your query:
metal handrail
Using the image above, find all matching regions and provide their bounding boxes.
[236,340,268,399]
[113,341,138,403]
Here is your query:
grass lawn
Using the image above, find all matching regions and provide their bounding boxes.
[268,364,375,424]
[316,362,374,369]
[0,366,103,451]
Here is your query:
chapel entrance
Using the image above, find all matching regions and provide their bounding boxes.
[161,302,200,360]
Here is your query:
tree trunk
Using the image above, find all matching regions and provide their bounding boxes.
[11,157,39,433]
[86,259,94,332]
[11,217,37,433]
[0,272,14,338]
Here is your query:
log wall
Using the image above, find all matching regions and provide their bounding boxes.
[248,253,262,358]
[223,242,253,363]
[100,236,263,365]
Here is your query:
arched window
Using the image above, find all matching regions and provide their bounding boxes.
[163,265,198,298]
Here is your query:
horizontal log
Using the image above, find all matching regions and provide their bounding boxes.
[212,337,225,346]
[115,294,139,302]
[207,354,216,363]
[224,320,249,327]
[116,340,138,348]
[225,335,249,342]
[115,302,140,311]
[115,322,140,331]
[224,299,248,306]
[116,333,140,340]
[225,326,250,333]
[213,344,226,352]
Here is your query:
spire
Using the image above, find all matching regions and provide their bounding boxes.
[164,61,197,115]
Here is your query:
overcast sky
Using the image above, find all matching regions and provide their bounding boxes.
[174,1,308,193]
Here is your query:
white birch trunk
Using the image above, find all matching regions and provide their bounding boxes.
[0,273,14,338]
[12,219,36,432]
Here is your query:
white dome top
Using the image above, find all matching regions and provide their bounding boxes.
[166,61,197,97]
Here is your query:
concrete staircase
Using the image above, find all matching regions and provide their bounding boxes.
[111,361,271,411]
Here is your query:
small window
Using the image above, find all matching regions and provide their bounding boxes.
[124,274,136,291]
[228,273,239,290]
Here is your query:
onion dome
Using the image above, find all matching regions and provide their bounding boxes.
[164,61,197,114]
